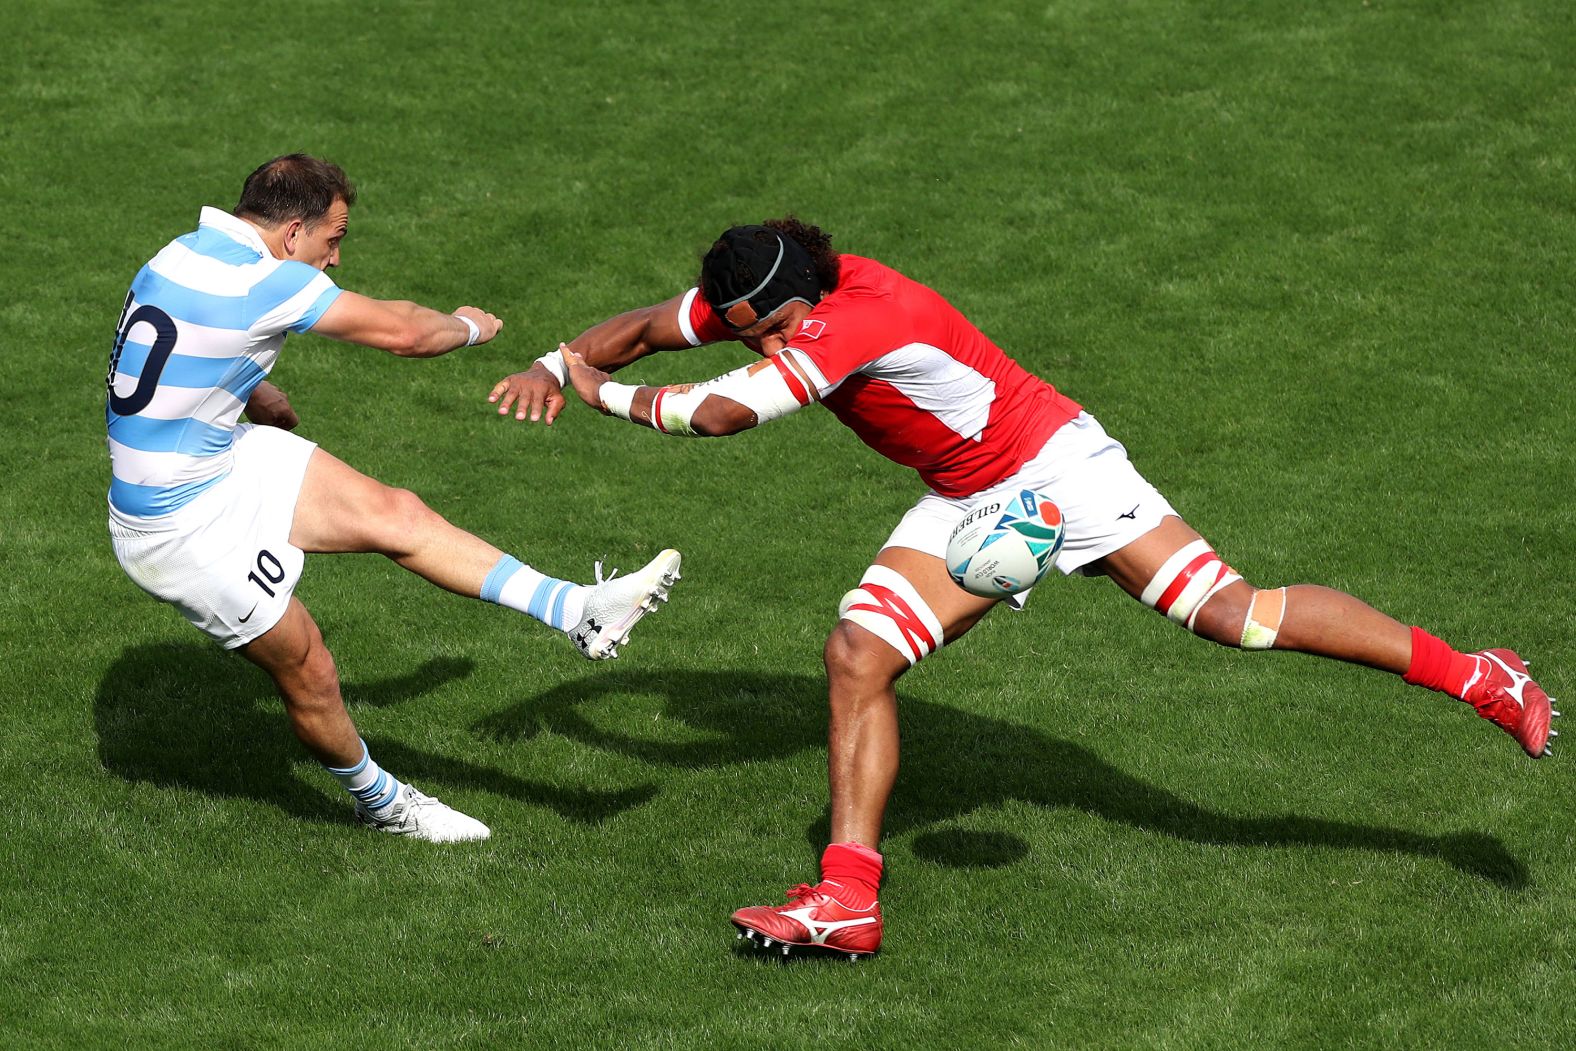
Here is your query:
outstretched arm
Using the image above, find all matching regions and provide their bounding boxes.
[489,293,699,425]
[560,347,817,437]
[310,291,502,357]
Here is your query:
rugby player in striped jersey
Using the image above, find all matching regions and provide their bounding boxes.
[490,218,1555,958]
[107,156,681,843]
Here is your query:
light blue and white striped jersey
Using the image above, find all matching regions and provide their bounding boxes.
[106,207,342,520]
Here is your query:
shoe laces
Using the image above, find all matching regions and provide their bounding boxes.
[1476,688,1520,725]
[783,883,822,905]
[1473,670,1519,715]
[592,558,621,585]
[1466,685,1525,738]
[402,787,434,810]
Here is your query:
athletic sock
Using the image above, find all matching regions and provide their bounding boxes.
[1403,626,1488,701]
[325,739,403,818]
[480,554,588,632]
[820,841,883,908]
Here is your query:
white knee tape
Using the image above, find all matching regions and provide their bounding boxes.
[1240,587,1286,650]
[1140,539,1242,631]
[838,565,945,667]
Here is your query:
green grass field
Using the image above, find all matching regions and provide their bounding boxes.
[3,0,1573,1046]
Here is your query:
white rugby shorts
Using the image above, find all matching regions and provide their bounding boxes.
[882,412,1176,601]
[108,423,317,649]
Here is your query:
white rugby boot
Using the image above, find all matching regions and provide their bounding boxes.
[567,549,682,660]
[356,784,491,843]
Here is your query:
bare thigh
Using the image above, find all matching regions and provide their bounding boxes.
[1083,515,1207,600]
[289,446,408,554]
[874,546,1003,646]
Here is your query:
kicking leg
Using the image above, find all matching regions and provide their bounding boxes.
[731,546,998,959]
[290,444,522,594]
[289,446,680,659]
[1092,517,1411,668]
[240,596,490,841]
[1092,516,1556,757]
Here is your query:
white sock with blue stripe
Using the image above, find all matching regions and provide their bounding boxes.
[325,739,403,818]
[481,555,588,632]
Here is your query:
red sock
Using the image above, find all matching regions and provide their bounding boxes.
[820,842,882,907]
[1402,626,1484,700]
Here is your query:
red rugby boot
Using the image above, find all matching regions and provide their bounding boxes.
[731,881,882,961]
[1462,649,1559,758]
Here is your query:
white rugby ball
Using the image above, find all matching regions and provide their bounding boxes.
[946,489,1065,598]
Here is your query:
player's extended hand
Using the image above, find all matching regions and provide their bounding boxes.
[560,346,612,413]
[455,305,503,345]
[489,357,568,424]
[244,380,300,430]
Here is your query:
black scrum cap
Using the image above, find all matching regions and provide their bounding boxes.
[700,225,822,329]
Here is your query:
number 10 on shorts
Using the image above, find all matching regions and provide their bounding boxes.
[249,549,286,597]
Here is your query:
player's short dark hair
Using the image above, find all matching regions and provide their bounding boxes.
[235,154,356,227]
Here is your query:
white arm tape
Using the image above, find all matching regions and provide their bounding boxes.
[648,385,701,435]
[686,356,814,423]
[599,381,637,420]
[456,314,481,346]
[534,351,568,385]
[621,355,817,437]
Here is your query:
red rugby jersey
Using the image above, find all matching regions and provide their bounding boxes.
[682,255,1081,498]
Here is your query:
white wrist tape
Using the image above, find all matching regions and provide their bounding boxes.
[535,351,568,385]
[599,381,638,420]
[456,314,481,346]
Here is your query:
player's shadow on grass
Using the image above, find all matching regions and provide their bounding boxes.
[94,642,654,826]
[480,667,1526,889]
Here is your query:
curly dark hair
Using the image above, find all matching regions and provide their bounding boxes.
[697,215,842,294]
[762,216,841,290]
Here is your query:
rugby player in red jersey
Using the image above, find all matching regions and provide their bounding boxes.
[487,219,1557,960]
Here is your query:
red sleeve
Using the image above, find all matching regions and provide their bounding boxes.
[682,288,735,346]
[784,298,894,391]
